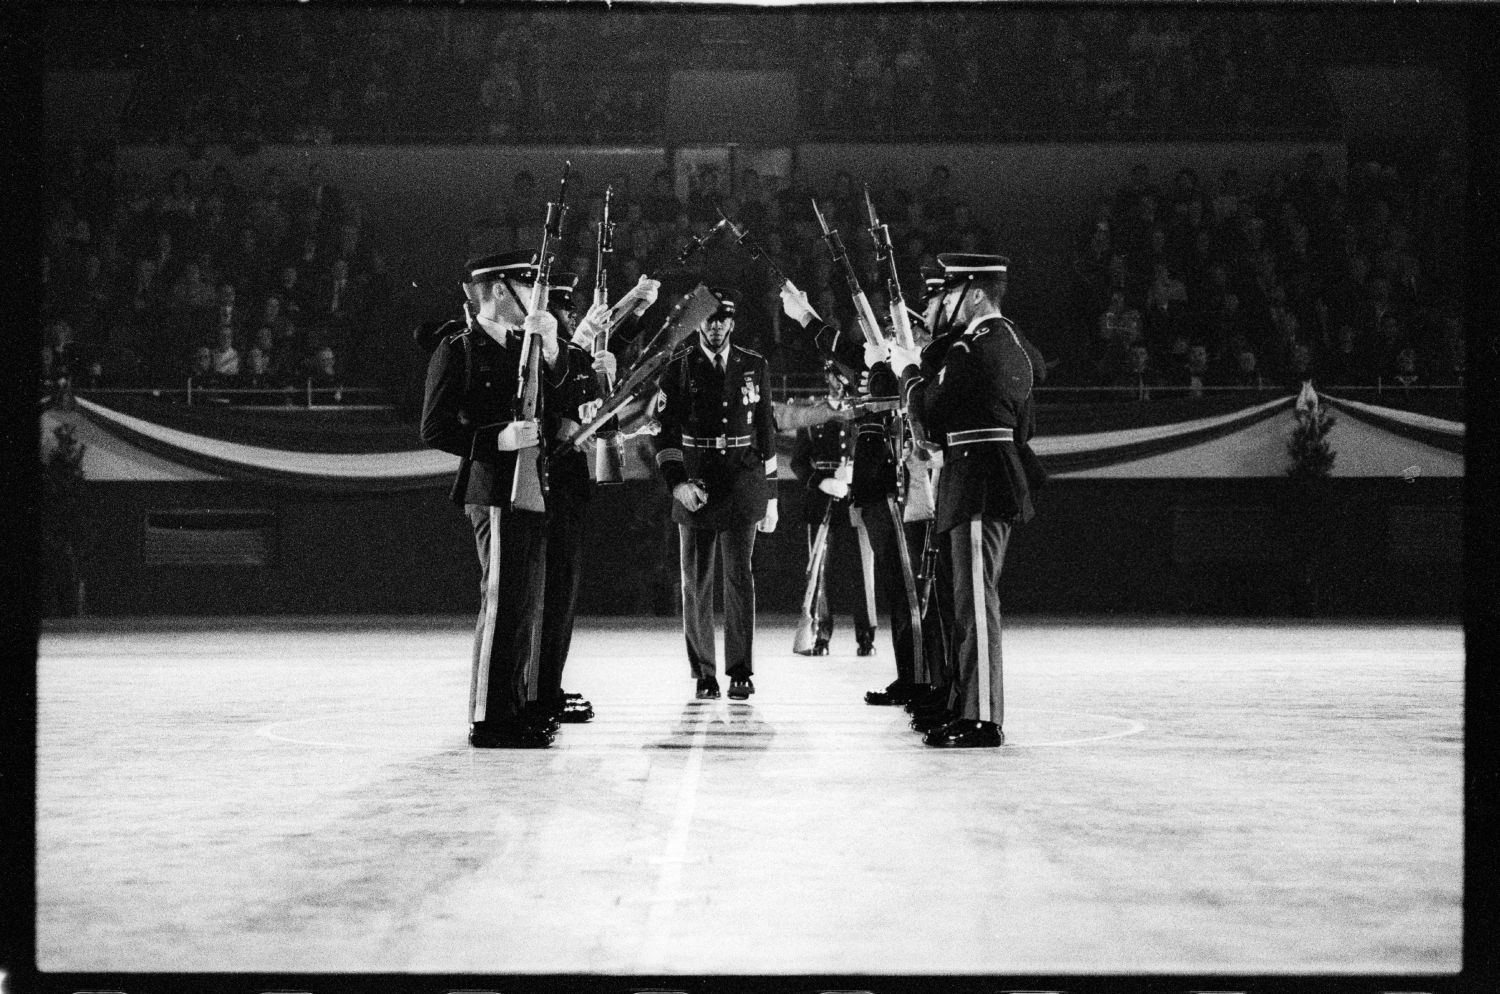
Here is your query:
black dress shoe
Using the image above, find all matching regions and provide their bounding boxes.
[695,677,721,700]
[905,685,952,715]
[856,642,877,657]
[552,696,594,723]
[923,718,1003,748]
[469,722,553,748]
[811,639,829,655]
[865,681,928,706]
[910,709,957,733]
[727,675,754,700]
[518,702,561,733]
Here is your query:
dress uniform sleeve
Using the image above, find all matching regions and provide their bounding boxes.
[901,336,980,443]
[419,337,476,458]
[651,354,688,489]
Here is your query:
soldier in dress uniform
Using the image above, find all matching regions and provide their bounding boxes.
[779,283,933,707]
[418,251,613,748]
[888,252,1047,748]
[789,363,874,656]
[652,288,780,701]
[533,273,614,725]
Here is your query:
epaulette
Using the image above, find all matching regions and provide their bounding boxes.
[667,344,695,363]
[732,343,764,360]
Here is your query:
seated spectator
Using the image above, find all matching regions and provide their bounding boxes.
[1227,344,1266,389]
[208,323,241,378]
[1143,262,1188,347]
[1095,289,1142,365]
[185,344,219,385]
[166,261,217,315]
[312,257,356,324]
[206,280,245,341]
[305,346,342,400]
[1385,346,1422,389]
[1169,342,1215,399]
[220,225,266,297]
[273,264,310,318]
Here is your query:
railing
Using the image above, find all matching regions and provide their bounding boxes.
[768,373,1464,405]
[56,383,395,411]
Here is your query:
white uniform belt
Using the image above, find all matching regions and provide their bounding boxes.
[811,460,842,470]
[683,434,752,450]
[947,428,1015,446]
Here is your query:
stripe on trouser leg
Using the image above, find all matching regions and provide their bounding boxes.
[473,505,503,723]
[971,515,990,724]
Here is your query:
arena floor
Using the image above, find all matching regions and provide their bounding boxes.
[35,615,1463,977]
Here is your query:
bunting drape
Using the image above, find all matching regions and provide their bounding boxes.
[51,392,1462,491]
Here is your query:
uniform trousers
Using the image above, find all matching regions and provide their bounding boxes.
[537,500,587,707]
[854,498,928,685]
[949,515,1012,724]
[465,503,549,725]
[808,518,876,647]
[679,522,758,680]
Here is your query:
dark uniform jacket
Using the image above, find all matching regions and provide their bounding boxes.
[900,314,1047,533]
[420,323,600,508]
[653,336,778,529]
[791,418,857,526]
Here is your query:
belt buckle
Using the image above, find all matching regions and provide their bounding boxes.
[715,436,727,451]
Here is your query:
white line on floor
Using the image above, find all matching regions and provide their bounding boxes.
[633,702,710,970]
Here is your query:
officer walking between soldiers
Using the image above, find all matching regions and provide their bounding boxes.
[887,253,1047,748]
[419,251,612,748]
[652,289,779,701]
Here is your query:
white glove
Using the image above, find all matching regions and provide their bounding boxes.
[673,481,708,512]
[554,417,581,442]
[887,342,921,376]
[833,462,853,484]
[818,477,850,499]
[779,281,817,326]
[524,310,559,365]
[625,275,660,312]
[571,301,611,347]
[863,340,890,369]
[496,420,540,451]
[757,498,779,533]
[592,351,617,382]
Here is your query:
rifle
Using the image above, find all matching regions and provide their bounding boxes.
[511,160,569,513]
[591,185,626,485]
[792,502,835,655]
[811,197,886,350]
[564,284,722,453]
[811,196,925,681]
[863,186,918,351]
[863,185,936,505]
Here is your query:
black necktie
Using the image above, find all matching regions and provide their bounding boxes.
[714,354,724,375]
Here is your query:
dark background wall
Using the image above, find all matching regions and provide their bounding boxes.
[58,477,1461,619]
